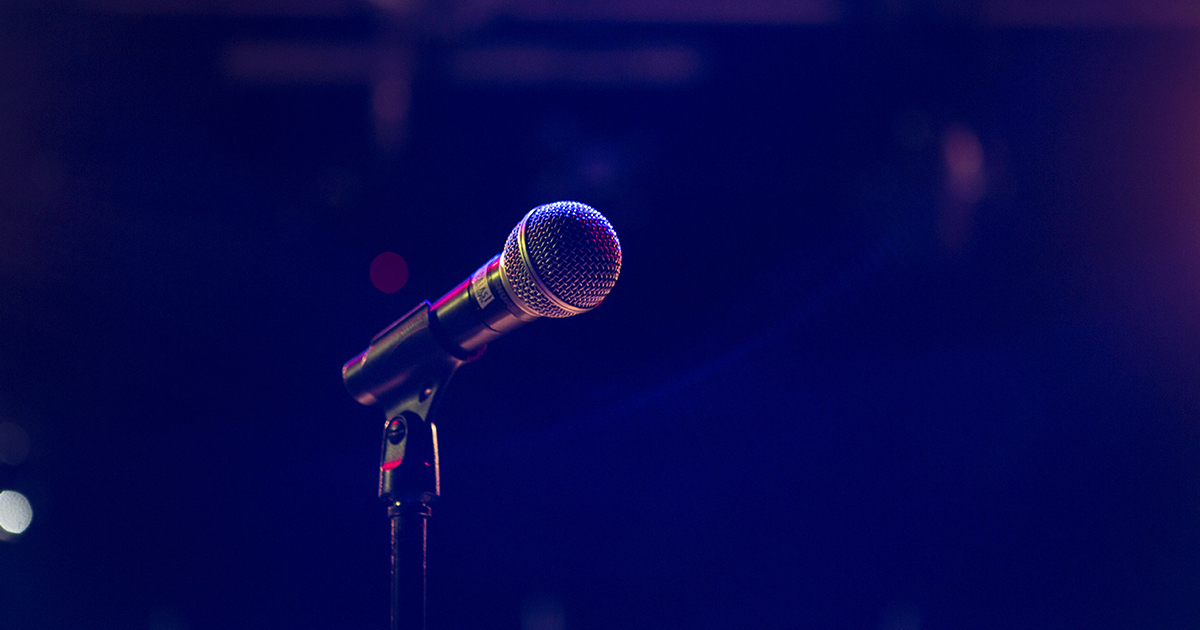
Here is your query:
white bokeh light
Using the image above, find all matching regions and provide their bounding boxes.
[0,490,33,535]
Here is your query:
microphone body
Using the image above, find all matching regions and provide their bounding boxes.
[428,253,535,359]
[343,201,621,408]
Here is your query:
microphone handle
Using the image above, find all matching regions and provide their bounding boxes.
[430,254,537,358]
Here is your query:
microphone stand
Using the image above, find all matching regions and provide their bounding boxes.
[343,302,475,630]
[342,201,620,630]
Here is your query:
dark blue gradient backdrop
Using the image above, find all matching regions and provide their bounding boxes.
[2,7,1200,630]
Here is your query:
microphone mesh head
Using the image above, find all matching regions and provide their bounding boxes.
[502,201,622,318]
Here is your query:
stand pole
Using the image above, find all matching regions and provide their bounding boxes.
[342,303,467,630]
[389,502,431,630]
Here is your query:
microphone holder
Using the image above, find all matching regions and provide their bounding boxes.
[343,301,478,630]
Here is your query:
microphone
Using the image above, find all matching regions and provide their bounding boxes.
[430,200,622,356]
[343,201,621,406]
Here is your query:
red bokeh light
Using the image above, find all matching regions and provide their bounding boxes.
[370,252,409,294]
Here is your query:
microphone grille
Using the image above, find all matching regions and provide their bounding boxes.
[502,201,622,318]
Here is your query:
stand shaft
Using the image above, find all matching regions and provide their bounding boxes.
[389,503,431,630]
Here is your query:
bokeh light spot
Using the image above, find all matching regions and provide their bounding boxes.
[0,421,31,466]
[880,601,921,630]
[941,123,987,204]
[148,608,189,630]
[370,252,409,294]
[522,595,565,630]
[0,490,33,535]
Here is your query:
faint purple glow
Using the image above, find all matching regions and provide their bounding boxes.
[879,602,921,630]
[986,1,1200,27]
[506,0,839,24]
[366,0,422,13]
[148,608,189,630]
[224,41,415,147]
[581,150,617,187]
[452,46,702,86]
[0,422,30,466]
[90,0,839,22]
[370,252,410,294]
[372,76,410,127]
[88,0,356,16]
[372,50,414,149]
[224,42,373,84]
[940,124,987,250]
[522,595,565,630]
[942,124,986,204]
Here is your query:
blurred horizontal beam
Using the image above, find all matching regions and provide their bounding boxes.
[86,0,837,23]
[84,0,362,16]
[225,42,376,83]
[500,0,838,24]
[985,0,1200,26]
[85,0,1200,28]
[225,41,702,86]
[451,46,703,85]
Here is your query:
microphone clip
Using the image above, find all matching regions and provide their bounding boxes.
[343,301,469,503]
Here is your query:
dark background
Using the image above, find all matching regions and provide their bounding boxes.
[3,1,1200,629]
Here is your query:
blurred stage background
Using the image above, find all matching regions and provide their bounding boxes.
[3,1,1200,628]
